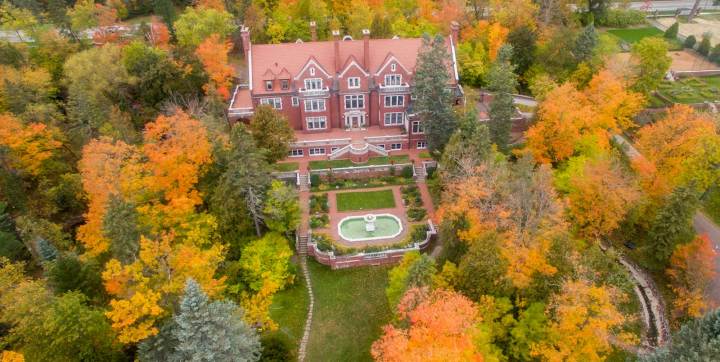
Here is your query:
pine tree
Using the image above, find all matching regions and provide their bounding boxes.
[664,22,679,39]
[640,308,720,361]
[698,33,712,56]
[507,26,537,79]
[413,34,457,155]
[684,35,697,49]
[648,186,699,265]
[102,195,140,264]
[486,45,518,153]
[36,238,57,261]
[153,0,176,28]
[574,23,598,63]
[370,13,392,39]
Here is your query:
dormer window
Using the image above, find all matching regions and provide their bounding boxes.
[265,80,273,91]
[304,78,323,90]
[348,77,360,88]
[384,74,402,86]
[310,67,315,76]
[281,79,289,90]
[391,63,396,71]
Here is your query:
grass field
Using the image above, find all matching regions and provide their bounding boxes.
[305,261,392,361]
[273,162,299,172]
[607,27,664,44]
[336,189,396,211]
[267,261,309,354]
[309,154,409,170]
[656,77,720,104]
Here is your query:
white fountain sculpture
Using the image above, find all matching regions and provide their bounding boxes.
[364,214,376,233]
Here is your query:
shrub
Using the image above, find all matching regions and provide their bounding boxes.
[684,35,697,49]
[599,9,646,27]
[260,334,294,362]
[309,193,329,213]
[310,174,321,186]
[311,233,333,252]
[710,44,720,64]
[309,214,329,229]
[664,22,679,39]
[407,208,427,221]
[401,165,414,178]
[409,224,430,243]
[698,33,712,56]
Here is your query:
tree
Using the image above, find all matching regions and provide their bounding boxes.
[413,34,457,155]
[239,232,293,329]
[490,0,538,31]
[212,125,272,238]
[566,158,640,240]
[173,279,261,361]
[684,35,697,49]
[640,308,720,361]
[0,3,38,42]
[711,44,720,64]
[532,279,632,361]
[698,32,712,56]
[263,180,300,236]
[385,251,436,309]
[574,23,598,63]
[439,110,492,181]
[370,12,392,39]
[173,7,235,47]
[154,0,176,27]
[486,45,518,152]
[509,302,548,361]
[506,25,537,79]
[196,34,234,100]
[666,235,718,320]
[371,288,486,361]
[648,186,700,265]
[345,0,372,38]
[664,22,679,39]
[248,105,296,163]
[0,114,63,178]
[46,254,105,301]
[631,37,671,94]
[102,196,140,264]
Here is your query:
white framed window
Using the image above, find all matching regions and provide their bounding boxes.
[304,99,326,112]
[411,121,424,134]
[384,74,401,86]
[377,144,386,150]
[281,79,289,90]
[331,147,339,153]
[309,147,326,156]
[306,116,327,130]
[310,67,315,76]
[348,77,360,88]
[416,141,427,149]
[260,97,282,109]
[289,149,303,157]
[384,95,404,107]
[265,80,273,90]
[384,112,404,126]
[344,94,364,109]
[304,78,323,90]
[292,97,299,106]
[391,63,396,71]
[390,143,402,150]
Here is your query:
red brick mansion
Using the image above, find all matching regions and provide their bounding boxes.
[228,23,463,163]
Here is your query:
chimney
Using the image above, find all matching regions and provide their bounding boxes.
[310,21,317,42]
[362,29,370,70]
[332,29,341,73]
[240,25,251,58]
[450,21,460,46]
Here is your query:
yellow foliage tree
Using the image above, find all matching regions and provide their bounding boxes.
[0,113,63,177]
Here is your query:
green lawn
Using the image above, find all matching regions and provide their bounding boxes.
[273,162,299,172]
[607,27,664,44]
[268,261,310,353]
[336,189,396,211]
[306,261,392,361]
[655,77,720,104]
[309,154,409,170]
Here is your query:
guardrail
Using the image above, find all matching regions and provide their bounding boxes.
[309,162,412,174]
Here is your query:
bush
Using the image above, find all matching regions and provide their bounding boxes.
[311,233,333,252]
[310,174,321,186]
[309,193,328,213]
[698,34,712,55]
[664,22,679,39]
[407,208,427,221]
[309,214,329,229]
[401,165,414,178]
[409,224,430,243]
[684,35,697,49]
[599,9,646,28]
[710,44,720,63]
[260,334,294,362]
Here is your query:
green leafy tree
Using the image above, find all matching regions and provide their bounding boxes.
[370,12,392,39]
[263,180,300,236]
[509,302,548,360]
[456,41,488,86]
[640,307,720,361]
[664,22,679,39]
[212,125,272,238]
[440,109,492,181]
[0,3,38,42]
[46,254,105,301]
[631,37,671,94]
[684,35,697,49]
[710,44,720,64]
[648,186,699,265]
[574,23,598,63]
[122,41,184,114]
[174,7,235,47]
[153,0,177,27]
[413,34,457,155]
[487,45,518,153]
[239,232,293,293]
[102,195,140,264]
[386,251,436,309]
[0,202,26,261]
[507,25,537,80]
[248,105,295,163]
[698,32,712,56]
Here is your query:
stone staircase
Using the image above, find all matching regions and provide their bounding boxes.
[297,234,309,256]
[297,173,310,191]
[414,165,426,182]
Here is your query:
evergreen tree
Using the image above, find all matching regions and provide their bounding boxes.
[486,45,518,153]
[153,0,176,28]
[507,26,537,80]
[664,22,679,39]
[698,33,712,56]
[102,195,140,264]
[412,34,457,155]
[36,238,57,261]
[138,320,181,362]
[640,307,720,361]
[574,23,598,63]
[370,13,392,39]
[684,35,697,49]
[710,44,720,64]
[440,109,492,180]
[174,279,262,362]
[648,187,699,265]
[46,254,106,301]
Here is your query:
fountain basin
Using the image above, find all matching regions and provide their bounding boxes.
[338,213,403,242]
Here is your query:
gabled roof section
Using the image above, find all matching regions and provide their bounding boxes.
[338,55,369,78]
[261,68,276,79]
[293,56,332,80]
[374,53,412,76]
[277,67,292,79]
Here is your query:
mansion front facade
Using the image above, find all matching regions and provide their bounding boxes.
[228,23,463,162]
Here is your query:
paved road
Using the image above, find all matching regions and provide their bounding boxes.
[629,0,720,11]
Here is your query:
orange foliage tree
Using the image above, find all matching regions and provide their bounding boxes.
[146,17,170,49]
[532,280,634,361]
[634,104,720,199]
[461,20,509,61]
[195,34,234,100]
[490,0,538,31]
[666,235,718,320]
[566,158,641,240]
[0,113,63,177]
[371,288,485,362]
[92,4,121,45]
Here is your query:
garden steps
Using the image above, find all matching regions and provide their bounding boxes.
[298,173,310,192]
[413,165,426,182]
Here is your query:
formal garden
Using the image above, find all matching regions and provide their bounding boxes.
[653,76,720,105]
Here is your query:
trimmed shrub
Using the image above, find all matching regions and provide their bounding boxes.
[698,34,712,56]
[401,165,414,178]
[710,44,720,64]
[309,214,329,229]
[664,22,679,39]
[684,35,697,49]
[407,208,427,221]
[599,9,646,28]
[310,174,321,186]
